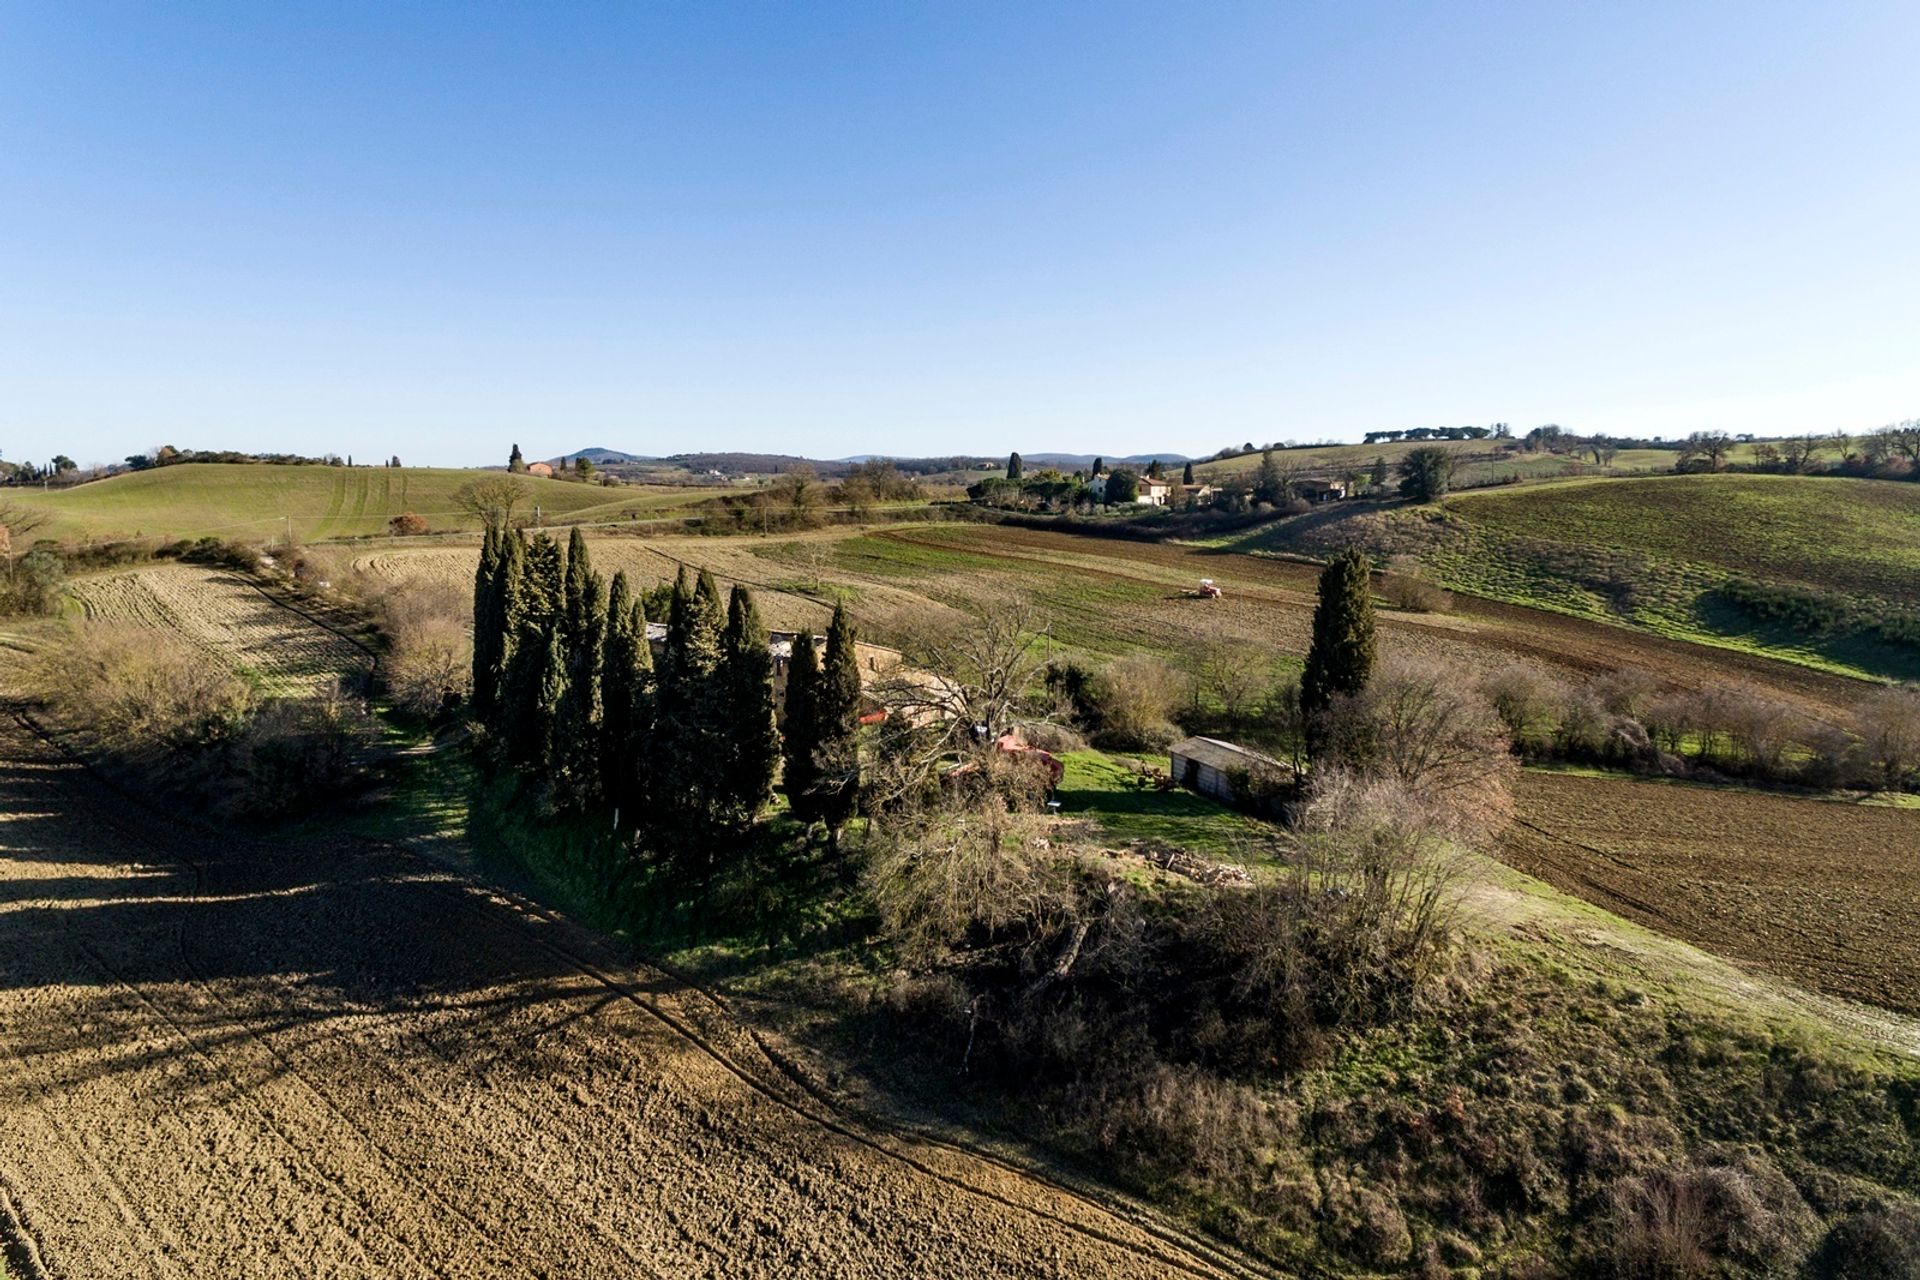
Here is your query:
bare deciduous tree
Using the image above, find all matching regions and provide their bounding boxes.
[1325,654,1517,840]
[1856,684,1920,791]
[868,603,1054,804]
[452,477,531,528]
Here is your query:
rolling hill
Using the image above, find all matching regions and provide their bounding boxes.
[4,463,722,543]
[1228,472,1920,680]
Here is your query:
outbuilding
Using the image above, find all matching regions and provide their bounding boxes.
[1169,736,1291,810]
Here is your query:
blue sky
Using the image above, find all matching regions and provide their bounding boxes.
[3,2,1916,467]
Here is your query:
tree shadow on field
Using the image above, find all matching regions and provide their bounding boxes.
[0,722,690,1101]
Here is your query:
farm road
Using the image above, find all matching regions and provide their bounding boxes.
[0,717,1259,1280]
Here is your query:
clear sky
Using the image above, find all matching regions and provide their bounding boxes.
[3,2,1916,467]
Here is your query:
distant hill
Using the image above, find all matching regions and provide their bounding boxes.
[3,462,718,543]
[547,447,652,466]
[1022,452,1192,469]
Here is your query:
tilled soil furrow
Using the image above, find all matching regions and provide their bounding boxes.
[0,713,1263,1280]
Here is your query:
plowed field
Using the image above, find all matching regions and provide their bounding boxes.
[68,564,373,695]
[1500,770,1920,1014]
[0,714,1264,1279]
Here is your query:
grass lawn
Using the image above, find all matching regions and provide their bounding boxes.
[1052,748,1281,859]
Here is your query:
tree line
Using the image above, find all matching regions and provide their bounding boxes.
[468,524,866,868]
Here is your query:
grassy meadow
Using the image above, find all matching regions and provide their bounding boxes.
[1188,437,1682,487]
[1230,472,1920,680]
[5,462,730,543]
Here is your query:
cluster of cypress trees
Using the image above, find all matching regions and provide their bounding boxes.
[470,524,865,862]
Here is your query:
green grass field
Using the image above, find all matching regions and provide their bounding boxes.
[1052,749,1280,858]
[1188,437,1682,487]
[1448,473,1920,606]
[1229,471,1920,680]
[6,463,728,543]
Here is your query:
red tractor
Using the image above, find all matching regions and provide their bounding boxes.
[1190,578,1223,600]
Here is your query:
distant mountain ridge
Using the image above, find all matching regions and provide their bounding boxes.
[1020,452,1193,468]
[548,446,1193,474]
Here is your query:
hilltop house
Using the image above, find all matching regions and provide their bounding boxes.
[1294,478,1347,503]
[1087,472,1174,506]
[1177,482,1217,506]
[526,461,556,478]
[642,623,901,721]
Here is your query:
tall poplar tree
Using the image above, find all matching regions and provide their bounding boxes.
[1301,548,1377,760]
[717,586,779,830]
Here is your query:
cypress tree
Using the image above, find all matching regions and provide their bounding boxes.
[782,628,822,823]
[471,524,502,725]
[814,602,863,846]
[553,530,606,808]
[1007,451,1024,481]
[1254,449,1285,505]
[600,573,654,828]
[1182,460,1195,485]
[562,528,595,646]
[661,566,693,681]
[1090,456,1104,476]
[717,586,779,830]
[501,533,557,767]
[525,533,563,621]
[655,567,727,861]
[1301,548,1377,759]
[533,616,570,787]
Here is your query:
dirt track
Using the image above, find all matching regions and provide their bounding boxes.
[0,717,1262,1280]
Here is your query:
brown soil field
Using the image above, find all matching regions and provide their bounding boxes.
[354,523,1869,723]
[68,564,374,695]
[0,713,1268,1280]
[1501,770,1920,1014]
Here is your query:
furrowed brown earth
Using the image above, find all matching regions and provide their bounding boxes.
[0,715,1267,1280]
[1500,770,1920,1015]
[68,563,374,695]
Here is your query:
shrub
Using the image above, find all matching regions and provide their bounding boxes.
[388,511,429,536]
[1323,654,1517,840]
[1378,556,1451,612]
[29,623,376,817]
[0,548,66,617]
[372,579,471,716]
[1810,1204,1920,1278]
[1480,665,1567,755]
[1086,653,1183,749]
[1599,1152,1817,1278]
[31,624,255,753]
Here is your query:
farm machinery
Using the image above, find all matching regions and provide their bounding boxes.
[1188,578,1223,600]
